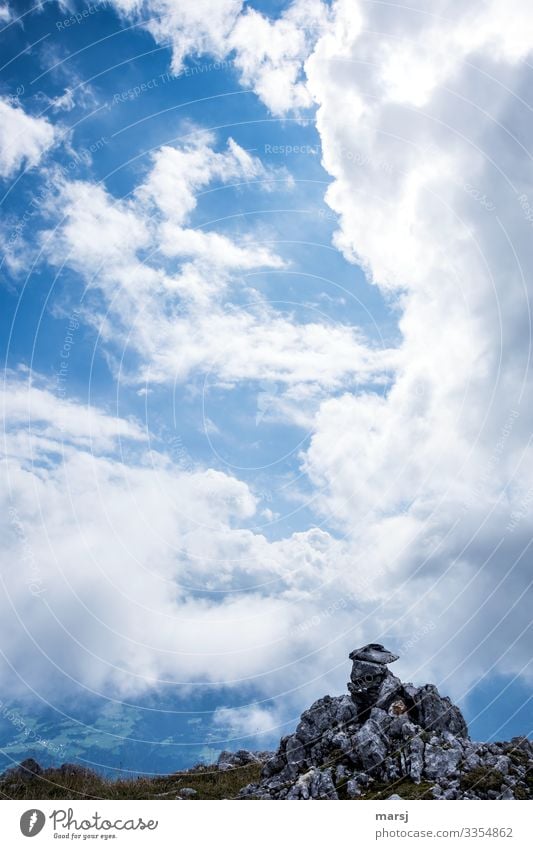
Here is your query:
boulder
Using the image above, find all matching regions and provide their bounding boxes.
[411,685,468,738]
[217,749,271,771]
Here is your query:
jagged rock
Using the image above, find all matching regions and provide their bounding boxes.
[411,684,468,738]
[511,735,532,754]
[286,769,313,800]
[335,763,350,781]
[310,767,338,799]
[346,778,362,798]
[503,787,515,799]
[349,644,400,665]
[424,738,462,780]
[462,750,481,770]
[4,644,528,803]
[238,643,532,800]
[348,644,404,723]
[297,695,357,743]
[352,710,390,771]
[493,755,510,775]
[217,749,271,771]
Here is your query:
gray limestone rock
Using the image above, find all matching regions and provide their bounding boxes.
[346,778,363,798]
[424,739,462,780]
[309,767,338,799]
[348,644,403,724]
[236,643,532,800]
[349,643,400,665]
[178,787,198,798]
[240,645,512,800]
[351,710,390,772]
[411,684,468,738]
[217,749,271,770]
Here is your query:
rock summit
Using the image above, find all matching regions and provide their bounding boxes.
[240,644,531,800]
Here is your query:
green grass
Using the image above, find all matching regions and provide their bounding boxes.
[358,779,434,800]
[0,763,262,801]
[459,767,504,793]
[3,760,529,800]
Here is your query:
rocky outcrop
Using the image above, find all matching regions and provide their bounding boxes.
[216,749,272,771]
[240,644,532,800]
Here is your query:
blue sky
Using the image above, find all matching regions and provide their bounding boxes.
[0,0,532,775]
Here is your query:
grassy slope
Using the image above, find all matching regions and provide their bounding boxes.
[0,763,262,800]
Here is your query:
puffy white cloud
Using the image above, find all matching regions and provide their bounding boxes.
[297,0,533,692]
[0,97,57,178]
[212,703,284,740]
[112,0,243,73]
[42,132,392,394]
[228,0,330,114]
[7,0,532,722]
[136,133,273,225]
[109,0,330,114]
[135,306,395,386]
[47,180,150,272]
[0,372,359,704]
[0,3,10,22]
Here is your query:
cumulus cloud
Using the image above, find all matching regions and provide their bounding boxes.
[4,0,532,729]
[297,0,533,692]
[0,97,57,179]
[42,131,392,393]
[0,371,361,705]
[109,0,330,114]
[135,132,274,225]
[212,703,284,741]
[228,0,330,114]
[112,0,243,73]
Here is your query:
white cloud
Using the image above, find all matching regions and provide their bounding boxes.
[42,132,392,394]
[228,0,330,114]
[0,97,57,179]
[45,133,283,286]
[135,133,271,225]
[297,0,533,692]
[136,306,395,386]
[212,703,283,740]
[0,372,359,704]
[45,89,76,113]
[6,0,532,722]
[0,3,10,23]
[49,180,151,271]
[1,370,146,455]
[109,0,330,114]
[113,0,243,73]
